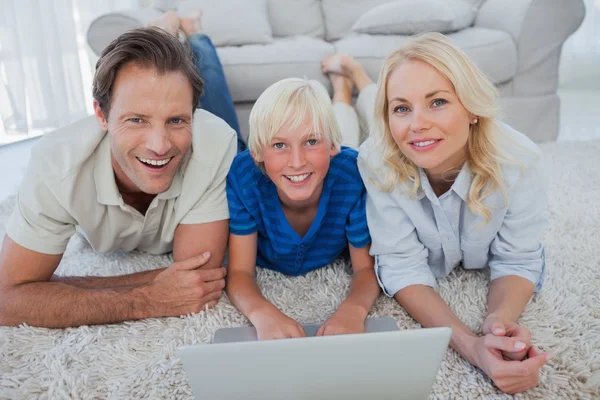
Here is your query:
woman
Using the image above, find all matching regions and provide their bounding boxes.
[323,33,549,394]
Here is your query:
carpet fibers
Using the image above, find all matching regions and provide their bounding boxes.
[1,140,599,399]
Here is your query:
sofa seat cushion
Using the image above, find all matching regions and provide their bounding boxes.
[217,36,335,103]
[334,27,517,85]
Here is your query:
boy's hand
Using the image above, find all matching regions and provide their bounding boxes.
[252,308,306,340]
[317,305,366,336]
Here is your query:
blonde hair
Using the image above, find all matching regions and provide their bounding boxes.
[248,77,342,169]
[369,32,510,224]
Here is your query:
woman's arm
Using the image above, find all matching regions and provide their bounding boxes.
[226,233,305,340]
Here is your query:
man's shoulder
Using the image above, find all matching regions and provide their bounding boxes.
[29,116,106,180]
[189,109,237,167]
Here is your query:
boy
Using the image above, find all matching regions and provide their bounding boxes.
[225,78,380,340]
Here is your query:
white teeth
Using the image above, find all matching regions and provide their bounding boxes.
[413,140,436,147]
[285,173,311,183]
[138,157,171,166]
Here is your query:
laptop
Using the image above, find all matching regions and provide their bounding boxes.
[179,317,451,400]
[213,315,399,343]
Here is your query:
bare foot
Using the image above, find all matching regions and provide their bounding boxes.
[149,11,180,37]
[180,9,203,36]
[330,73,354,105]
[322,53,373,91]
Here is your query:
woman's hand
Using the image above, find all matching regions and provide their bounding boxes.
[471,334,550,394]
[483,315,532,361]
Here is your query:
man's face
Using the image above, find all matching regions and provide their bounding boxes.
[94,62,194,195]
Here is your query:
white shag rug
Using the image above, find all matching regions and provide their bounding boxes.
[1,140,599,400]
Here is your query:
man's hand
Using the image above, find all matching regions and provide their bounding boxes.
[252,308,306,340]
[148,252,226,317]
[471,334,550,394]
[316,304,366,336]
[483,315,532,361]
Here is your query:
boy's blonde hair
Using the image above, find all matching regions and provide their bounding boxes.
[369,32,510,224]
[248,77,343,168]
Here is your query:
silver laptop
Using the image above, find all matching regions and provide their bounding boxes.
[213,316,399,343]
[179,318,451,400]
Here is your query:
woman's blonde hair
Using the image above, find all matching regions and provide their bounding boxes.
[248,77,342,169]
[370,32,509,223]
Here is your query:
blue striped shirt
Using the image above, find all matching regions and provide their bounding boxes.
[226,147,371,276]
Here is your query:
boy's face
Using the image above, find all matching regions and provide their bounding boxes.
[254,118,337,209]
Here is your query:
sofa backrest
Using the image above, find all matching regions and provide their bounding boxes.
[268,0,325,38]
[321,0,487,41]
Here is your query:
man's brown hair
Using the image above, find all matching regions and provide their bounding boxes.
[92,27,203,118]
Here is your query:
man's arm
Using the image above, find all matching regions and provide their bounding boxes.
[50,269,164,288]
[0,235,225,327]
[173,219,229,266]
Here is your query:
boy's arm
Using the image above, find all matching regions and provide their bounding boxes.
[225,233,305,340]
[317,243,381,335]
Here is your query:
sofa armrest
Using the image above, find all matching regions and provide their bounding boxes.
[475,0,585,96]
[87,9,163,56]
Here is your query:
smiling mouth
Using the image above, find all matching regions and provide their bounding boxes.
[136,156,174,169]
[411,139,441,147]
[284,173,312,183]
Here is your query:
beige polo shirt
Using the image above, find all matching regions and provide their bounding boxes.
[6,109,236,255]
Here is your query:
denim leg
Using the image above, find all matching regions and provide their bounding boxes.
[188,33,246,152]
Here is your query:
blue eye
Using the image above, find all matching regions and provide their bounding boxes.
[432,99,447,107]
[170,118,182,124]
[394,105,410,113]
[273,142,285,149]
[129,118,142,123]
[307,138,318,146]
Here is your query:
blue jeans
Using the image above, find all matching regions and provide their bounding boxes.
[188,33,246,153]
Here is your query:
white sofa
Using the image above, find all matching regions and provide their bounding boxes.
[87,0,585,143]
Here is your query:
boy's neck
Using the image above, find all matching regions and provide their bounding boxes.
[278,183,324,238]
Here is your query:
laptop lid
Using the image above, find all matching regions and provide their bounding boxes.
[180,327,451,400]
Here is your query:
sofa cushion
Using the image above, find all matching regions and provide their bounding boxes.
[217,36,335,103]
[321,0,389,41]
[178,0,273,47]
[351,0,476,35]
[333,27,517,84]
[322,0,488,41]
[87,9,163,56]
[268,0,325,38]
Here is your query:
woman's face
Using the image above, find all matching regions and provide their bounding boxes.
[386,59,475,178]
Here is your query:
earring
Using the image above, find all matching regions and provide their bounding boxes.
[472,118,478,124]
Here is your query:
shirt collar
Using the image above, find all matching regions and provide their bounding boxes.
[93,135,187,205]
[417,162,473,202]
[94,134,121,206]
[452,161,473,202]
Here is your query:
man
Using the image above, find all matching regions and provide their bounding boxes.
[0,27,236,328]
